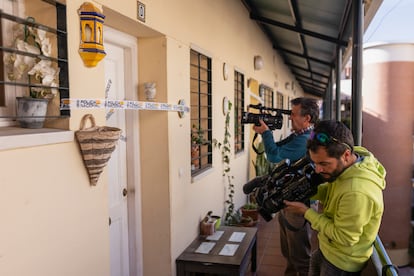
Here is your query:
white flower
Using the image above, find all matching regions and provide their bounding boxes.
[5,21,59,99]
[35,29,51,57]
[40,37,51,56]
[35,28,46,42]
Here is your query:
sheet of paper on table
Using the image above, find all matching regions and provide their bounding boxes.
[219,243,239,256]
[206,230,224,241]
[195,242,216,254]
[228,231,246,242]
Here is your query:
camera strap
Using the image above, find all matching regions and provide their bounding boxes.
[252,133,264,155]
[252,132,296,155]
[275,133,296,146]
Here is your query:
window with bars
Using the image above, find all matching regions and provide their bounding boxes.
[234,70,244,154]
[190,49,212,175]
[0,0,69,126]
[276,92,284,109]
[261,84,274,108]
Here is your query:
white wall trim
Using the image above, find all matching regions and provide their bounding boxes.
[0,128,73,151]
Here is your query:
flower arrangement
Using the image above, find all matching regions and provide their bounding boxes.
[4,17,59,99]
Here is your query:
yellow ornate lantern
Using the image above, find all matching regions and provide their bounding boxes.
[78,2,106,67]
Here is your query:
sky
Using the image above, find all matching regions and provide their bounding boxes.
[364,0,413,43]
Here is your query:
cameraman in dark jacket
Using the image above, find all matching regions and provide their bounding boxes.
[253,97,319,276]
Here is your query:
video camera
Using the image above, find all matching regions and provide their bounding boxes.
[243,156,324,222]
[241,104,291,130]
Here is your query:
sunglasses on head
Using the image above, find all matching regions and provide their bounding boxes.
[310,131,352,150]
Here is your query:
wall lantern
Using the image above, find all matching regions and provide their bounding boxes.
[254,55,264,70]
[78,2,106,67]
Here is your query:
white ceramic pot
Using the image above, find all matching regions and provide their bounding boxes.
[144,82,156,101]
[16,97,48,128]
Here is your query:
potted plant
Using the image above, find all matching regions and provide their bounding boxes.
[240,202,259,223]
[191,124,209,170]
[238,214,255,227]
[4,17,59,128]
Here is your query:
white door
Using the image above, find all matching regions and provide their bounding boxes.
[105,28,143,276]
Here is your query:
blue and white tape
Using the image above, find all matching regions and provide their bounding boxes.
[60,98,190,113]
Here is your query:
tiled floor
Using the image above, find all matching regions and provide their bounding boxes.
[246,216,287,276]
[247,216,414,276]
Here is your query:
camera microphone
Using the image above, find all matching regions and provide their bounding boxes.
[241,155,325,222]
[243,175,268,194]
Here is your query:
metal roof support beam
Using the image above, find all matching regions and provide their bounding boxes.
[288,0,315,76]
[336,47,342,121]
[285,62,330,79]
[250,13,348,47]
[351,0,364,146]
[274,46,333,67]
[297,78,327,89]
[294,73,328,86]
[301,84,324,96]
[295,73,327,85]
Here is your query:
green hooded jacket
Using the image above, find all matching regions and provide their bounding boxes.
[304,146,386,272]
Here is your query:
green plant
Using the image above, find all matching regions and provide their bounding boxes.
[252,140,274,176]
[191,124,209,145]
[242,203,258,210]
[213,100,237,225]
[240,203,258,224]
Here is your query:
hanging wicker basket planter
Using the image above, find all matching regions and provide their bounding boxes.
[75,114,121,186]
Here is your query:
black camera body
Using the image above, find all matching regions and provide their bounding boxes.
[243,157,324,222]
[241,104,291,130]
[241,112,283,130]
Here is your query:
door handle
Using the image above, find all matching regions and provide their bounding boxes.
[122,188,128,197]
[109,217,111,226]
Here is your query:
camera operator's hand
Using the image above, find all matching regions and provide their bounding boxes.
[283,200,309,215]
[253,119,270,134]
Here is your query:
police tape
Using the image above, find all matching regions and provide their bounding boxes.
[60,98,190,113]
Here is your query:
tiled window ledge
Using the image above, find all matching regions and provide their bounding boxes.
[0,127,74,151]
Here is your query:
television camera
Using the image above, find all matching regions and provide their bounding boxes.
[241,104,291,130]
[243,156,324,222]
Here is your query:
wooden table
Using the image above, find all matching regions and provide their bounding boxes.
[176,226,257,275]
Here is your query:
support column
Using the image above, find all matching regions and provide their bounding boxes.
[351,0,363,145]
[323,74,333,120]
[336,47,342,122]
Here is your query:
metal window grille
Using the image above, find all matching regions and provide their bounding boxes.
[276,92,284,109]
[262,85,274,108]
[234,70,244,154]
[190,49,212,175]
[0,0,69,120]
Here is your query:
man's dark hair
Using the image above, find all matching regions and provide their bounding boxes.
[307,120,354,158]
[290,97,319,124]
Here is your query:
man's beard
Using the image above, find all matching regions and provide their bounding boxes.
[320,160,346,182]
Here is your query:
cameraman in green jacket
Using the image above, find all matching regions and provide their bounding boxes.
[284,120,386,275]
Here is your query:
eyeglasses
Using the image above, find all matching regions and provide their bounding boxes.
[310,131,352,150]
